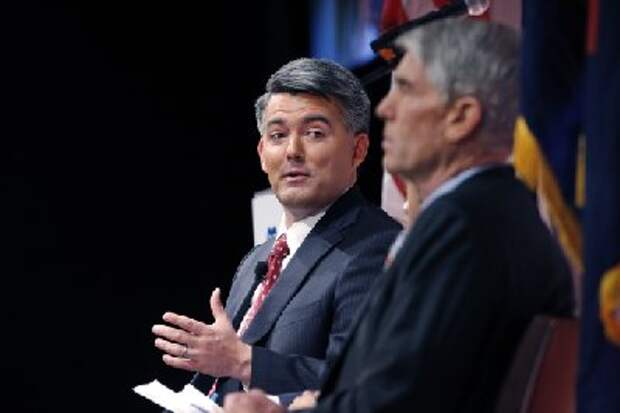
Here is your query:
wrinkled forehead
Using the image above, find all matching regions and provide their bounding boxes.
[392,52,429,83]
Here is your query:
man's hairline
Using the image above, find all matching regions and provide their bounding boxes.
[258,91,359,137]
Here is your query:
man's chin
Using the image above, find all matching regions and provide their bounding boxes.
[275,189,312,208]
[276,189,327,215]
[383,158,402,176]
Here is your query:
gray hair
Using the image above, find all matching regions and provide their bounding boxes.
[255,58,370,135]
[396,18,520,147]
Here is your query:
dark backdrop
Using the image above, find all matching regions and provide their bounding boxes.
[2,1,389,411]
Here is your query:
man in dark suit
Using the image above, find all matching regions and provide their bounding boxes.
[223,19,575,413]
[151,58,401,404]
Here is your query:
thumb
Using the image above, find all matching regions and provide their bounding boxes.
[209,288,228,323]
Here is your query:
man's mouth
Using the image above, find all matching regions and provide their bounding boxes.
[282,170,311,183]
[381,138,393,151]
[381,129,392,147]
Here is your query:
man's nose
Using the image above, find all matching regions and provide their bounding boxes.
[286,134,304,160]
[376,93,393,120]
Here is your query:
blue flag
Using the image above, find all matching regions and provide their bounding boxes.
[517,1,620,410]
[514,0,586,278]
[579,0,620,411]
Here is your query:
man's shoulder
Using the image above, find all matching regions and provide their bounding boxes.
[354,190,401,223]
[424,166,529,220]
[442,165,520,201]
[337,199,402,254]
[407,167,536,250]
[335,202,401,262]
[302,190,400,264]
[329,187,401,232]
[230,242,272,280]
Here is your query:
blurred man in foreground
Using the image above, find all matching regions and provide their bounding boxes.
[224,18,574,413]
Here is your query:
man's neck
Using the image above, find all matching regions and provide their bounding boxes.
[282,184,354,227]
[283,208,321,228]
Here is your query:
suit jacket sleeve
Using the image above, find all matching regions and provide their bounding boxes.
[314,203,508,412]
[249,229,397,394]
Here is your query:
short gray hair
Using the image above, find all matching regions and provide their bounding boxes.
[396,18,520,147]
[255,58,370,135]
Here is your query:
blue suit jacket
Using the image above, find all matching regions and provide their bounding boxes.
[191,187,401,402]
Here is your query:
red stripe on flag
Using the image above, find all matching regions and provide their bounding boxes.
[587,0,599,54]
[380,0,409,31]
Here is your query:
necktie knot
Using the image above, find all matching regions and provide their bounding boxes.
[264,233,289,287]
[270,233,290,262]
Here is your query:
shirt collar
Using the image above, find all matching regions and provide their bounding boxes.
[420,163,507,211]
[276,208,328,259]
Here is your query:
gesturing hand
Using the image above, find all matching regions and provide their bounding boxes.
[152,288,252,382]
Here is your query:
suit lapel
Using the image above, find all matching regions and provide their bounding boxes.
[226,242,273,322]
[241,188,363,344]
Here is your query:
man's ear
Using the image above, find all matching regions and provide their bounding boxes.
[352,133,370,168]
[443,96,482,143]
[257,138,267,172]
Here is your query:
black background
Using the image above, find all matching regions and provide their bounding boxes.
[2,1,389,411]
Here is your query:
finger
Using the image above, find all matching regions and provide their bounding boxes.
[162,354,196,372]
[210,288,228,322]
[161,312,206,335]
[223,392,260,411]
[223,392,244,411]
[224,391,283,413]
[154,338,189,358]
[289,390,319,410]
[152,324,194,345]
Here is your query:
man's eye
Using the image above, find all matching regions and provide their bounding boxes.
[306,130,325,139]
[269,132,286,140]
[394,78,412,93]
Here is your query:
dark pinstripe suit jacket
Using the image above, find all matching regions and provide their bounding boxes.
[191,187,401,402]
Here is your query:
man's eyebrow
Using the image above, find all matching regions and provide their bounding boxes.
[265,118,286,129]
[265,114,332,129]
[302,114,332,127]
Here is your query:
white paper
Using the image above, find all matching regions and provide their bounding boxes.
[133,380,223,413]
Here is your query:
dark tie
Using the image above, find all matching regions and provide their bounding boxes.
[208,233,290,398]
